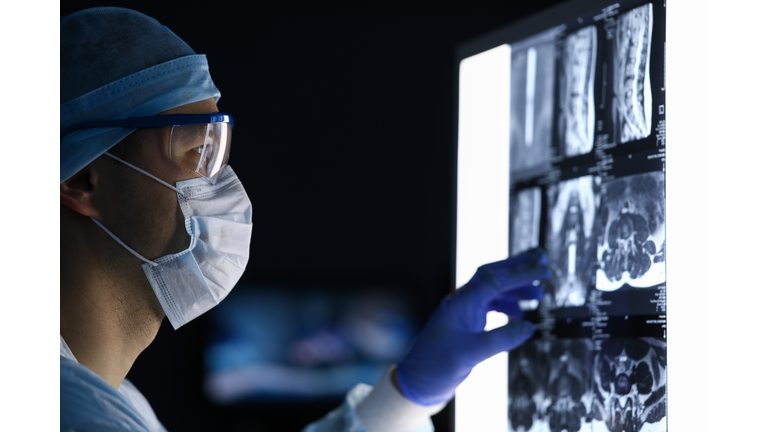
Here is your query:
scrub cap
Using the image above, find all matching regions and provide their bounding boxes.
[60,7,221,183]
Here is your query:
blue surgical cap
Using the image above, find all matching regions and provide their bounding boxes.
[60,7,221,183]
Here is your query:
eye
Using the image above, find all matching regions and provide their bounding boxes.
[194,145,204,154]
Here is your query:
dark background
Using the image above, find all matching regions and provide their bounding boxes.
[61,2,568,431]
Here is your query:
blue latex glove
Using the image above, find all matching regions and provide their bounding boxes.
[396,248,549,406]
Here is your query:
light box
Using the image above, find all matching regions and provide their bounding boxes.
[454,1,667,430]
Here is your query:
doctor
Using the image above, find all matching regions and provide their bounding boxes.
[60,8,549,432]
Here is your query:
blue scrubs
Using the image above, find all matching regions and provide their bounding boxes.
[60,339,375,432]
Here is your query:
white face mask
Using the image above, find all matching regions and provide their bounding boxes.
[91,152,253,329]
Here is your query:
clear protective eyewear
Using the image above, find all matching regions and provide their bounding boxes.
[61,113,234,184]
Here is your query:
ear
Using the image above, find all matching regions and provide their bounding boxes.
[60,165,100,218]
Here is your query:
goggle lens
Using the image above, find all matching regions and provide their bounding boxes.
[170,122,232,184]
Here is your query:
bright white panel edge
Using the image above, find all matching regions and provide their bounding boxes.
[454,44,511,432]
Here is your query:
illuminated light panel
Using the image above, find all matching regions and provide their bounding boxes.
[455,43,511,432]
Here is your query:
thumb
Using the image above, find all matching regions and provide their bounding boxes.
[468,320,536,364]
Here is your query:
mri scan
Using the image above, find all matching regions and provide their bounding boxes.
[558,26,597,157]
[592,338,667,432]
[508,338,666,432]
[510,32,556,177]
[511,187,542,256]
[509,340,547,432]
[595,172,665,291]
[500,2,666,430]
[545,176,598,307]
[509,339,594,432]
[612,4,654,144]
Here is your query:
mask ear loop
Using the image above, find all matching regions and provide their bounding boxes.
[103,152,184,195]
[96,151,183,267]
[90,217,159,267]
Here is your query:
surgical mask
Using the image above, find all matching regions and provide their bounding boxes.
[91,152,252,329]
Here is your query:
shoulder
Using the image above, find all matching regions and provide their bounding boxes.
[60,357,163,432]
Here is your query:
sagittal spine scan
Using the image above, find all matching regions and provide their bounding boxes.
[508,338,667,432]
[613,3,654,144]
[558,26,597,157]
[510,33,556,176]
[546,176,598,307]
[595,172,665,291]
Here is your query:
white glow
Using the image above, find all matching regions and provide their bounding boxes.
[455,43,511,432]
[663,2,768,430]
[212,123,228,173]
[667,1,706,430]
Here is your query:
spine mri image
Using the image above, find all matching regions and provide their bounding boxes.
[557,26,597,157]
[545,176,598,308]
[509,31,556,178]
[503,2,666,431]
[592,337,667,432]
[595,171,665,291]
[508,338,667,432]
[612,3,654,144]
[511,187,542,256]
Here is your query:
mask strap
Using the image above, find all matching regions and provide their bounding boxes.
[104,152,184,195]
[90,217,159,267]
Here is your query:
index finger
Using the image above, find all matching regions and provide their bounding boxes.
[476,247,548,273]
[472,255,550,307]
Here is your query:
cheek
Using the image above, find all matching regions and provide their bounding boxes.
[147,187,190,257]
[169,197,191,253]
[117,178,190,259]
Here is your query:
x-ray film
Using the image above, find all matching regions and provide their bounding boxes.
[508,340,547,432]
[545,176,597,308]
[457,0,666,430]
[541,338,594,432]
[612,4,654,144]
[510,31,556,178]
[511,187,542,256]
[592,338,667,432]
[508,337,666,432]
[508,338,595,432]
[512,187,543,311]
[558,26,597,157]
[595,172,665,291]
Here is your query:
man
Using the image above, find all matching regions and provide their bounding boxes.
[60,8,549,431]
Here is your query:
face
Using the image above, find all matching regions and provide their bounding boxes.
[93,98,220,261]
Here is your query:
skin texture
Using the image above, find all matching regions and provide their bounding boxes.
[60,98,218,389]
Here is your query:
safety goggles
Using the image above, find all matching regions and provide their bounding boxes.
[61,113,234,184]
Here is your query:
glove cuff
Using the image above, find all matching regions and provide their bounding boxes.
[396,362,462,406]
[356,365,445,432]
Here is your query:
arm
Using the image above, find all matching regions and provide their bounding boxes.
[301,367,442,432]
[303,248,549,431]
